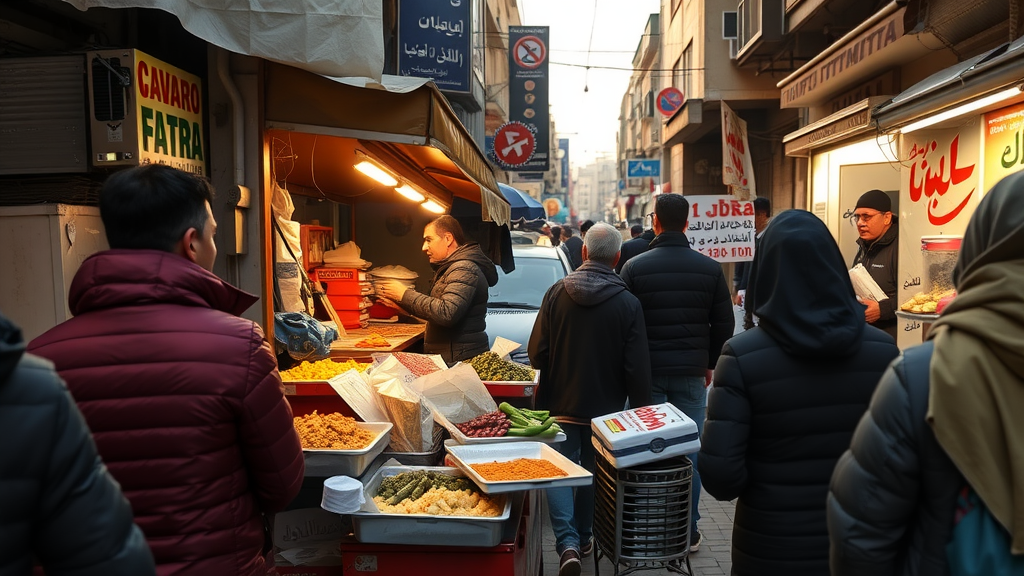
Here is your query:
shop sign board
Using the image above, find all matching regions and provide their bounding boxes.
[135,50,206,175]
[627,159,661,178]
[779,8,904,108]
[984,101,1024,193]
[397,0,472,92]
[721,102,756,201]
[683,195,755,263]
[896,127,982,347]
[505,26,550,171]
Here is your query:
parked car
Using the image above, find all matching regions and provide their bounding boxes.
[486,241,571,365]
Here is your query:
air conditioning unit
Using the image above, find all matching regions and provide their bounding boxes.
[723,11,739,40]
[86,49,207,176]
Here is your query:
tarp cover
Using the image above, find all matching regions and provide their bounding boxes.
[62,0,384,80]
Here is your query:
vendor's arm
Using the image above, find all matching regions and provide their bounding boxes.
[399,262,480,327]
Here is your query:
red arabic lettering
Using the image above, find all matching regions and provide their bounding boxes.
[908,134,975,226]
[633,406,667,431]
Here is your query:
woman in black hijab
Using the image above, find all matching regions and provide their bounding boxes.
[698,209,899,576]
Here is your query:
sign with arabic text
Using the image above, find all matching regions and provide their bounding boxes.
[684,195,755,263]
[398,0,471,92]
[505,26,550,171]
[984,102,1024,193]
[721,102,755,201]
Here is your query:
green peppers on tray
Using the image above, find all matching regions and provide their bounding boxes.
[498,402,561,438]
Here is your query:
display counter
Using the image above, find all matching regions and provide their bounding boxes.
[330,323,426,361]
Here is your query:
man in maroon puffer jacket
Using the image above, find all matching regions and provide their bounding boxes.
[29,165,304,576]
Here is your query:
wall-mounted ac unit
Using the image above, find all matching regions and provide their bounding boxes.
[87,48,207,176]
[723,12,739,40]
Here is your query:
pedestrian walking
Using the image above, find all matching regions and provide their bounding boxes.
[698,209,899,576]
[732,196,771,306]
[614,224,650,273]
[29,164,304,576]
[828,172,1024,575]
[560,227,584,270]
[619,193,734,552]
[1,311,156,575]
[529,222,653,576]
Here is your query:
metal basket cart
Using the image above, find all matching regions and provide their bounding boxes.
[593,452,693,576]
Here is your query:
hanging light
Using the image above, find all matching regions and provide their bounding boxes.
[353,153,398,187]
[395,184,425,202]
[421,199,446,213]
[902,87,1022,133]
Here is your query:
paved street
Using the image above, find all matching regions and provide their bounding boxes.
[541,494,735,576]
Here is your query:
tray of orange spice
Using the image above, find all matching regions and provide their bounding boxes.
[443,440,592,494]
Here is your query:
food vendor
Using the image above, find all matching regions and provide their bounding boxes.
[377,215,498,365]
[851,189,899,339]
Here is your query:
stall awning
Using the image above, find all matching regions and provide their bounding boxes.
[63,0,383,79]
[264,63,509,227]
[873,36,1024,131]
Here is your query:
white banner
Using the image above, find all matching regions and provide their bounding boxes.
[721,102,756,201]
[685,195,755,263]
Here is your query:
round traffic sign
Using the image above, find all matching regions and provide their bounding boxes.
[492,121,537,168]
[656,87,685,116]
[513,36,546,69]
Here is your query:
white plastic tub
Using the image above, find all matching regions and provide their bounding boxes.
[302,421,393,477]
[350,465,510,547]
[591,403,699,469]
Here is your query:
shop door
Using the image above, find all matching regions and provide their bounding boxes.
[838,164,900,266]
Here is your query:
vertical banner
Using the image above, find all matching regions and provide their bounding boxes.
[721,102,755,201]
[683,195,755,262]
[495,26,550,172]
[896,127,982,348]
[559,138,570,191]
[984,102,1024,193]
[397,0,472,92]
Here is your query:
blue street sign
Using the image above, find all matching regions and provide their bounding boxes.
[627,159,661,178]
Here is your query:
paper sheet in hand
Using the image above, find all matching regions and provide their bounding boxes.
[849,264,888,301]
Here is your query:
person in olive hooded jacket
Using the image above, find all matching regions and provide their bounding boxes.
[698,210,899,576]
[829,171,1024,575]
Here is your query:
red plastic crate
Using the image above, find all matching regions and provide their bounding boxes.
[284,382,360,420]
[327,294,371,310]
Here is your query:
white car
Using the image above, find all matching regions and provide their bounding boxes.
[486,242,572,365]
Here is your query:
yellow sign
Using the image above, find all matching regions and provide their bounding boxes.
[134,50,206,175]
[984,102,1024,193]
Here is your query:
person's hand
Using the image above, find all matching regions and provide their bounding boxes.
[864,299,881,324]
[705,369,713,388]
[733,293,743,306]
[378,280,409,302]
[376,296,402,311]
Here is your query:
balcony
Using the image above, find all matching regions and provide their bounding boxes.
[734,0,784,66]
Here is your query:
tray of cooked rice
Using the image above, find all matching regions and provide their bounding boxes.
[348,465,511,547]
[294,411,392,477]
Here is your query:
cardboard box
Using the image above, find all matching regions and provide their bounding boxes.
[591,403,699,469]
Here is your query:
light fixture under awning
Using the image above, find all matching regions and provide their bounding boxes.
[264,63,510,228]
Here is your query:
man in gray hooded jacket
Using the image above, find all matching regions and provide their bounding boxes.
[529,222,653,576]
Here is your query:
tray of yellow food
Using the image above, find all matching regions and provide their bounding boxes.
[899,288,956,315]
[280,358,370,382]
[350,466,511,547]
[294,411,392,477]
[354,333,391,348]
[444,441,593,494]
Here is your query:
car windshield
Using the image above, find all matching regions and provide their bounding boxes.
[488,256,565,308]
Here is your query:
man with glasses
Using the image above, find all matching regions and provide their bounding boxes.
[851,189,899,339]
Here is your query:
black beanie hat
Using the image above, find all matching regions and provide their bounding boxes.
[855,189,891,212]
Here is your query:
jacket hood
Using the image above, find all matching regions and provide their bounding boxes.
[0,313,25,385]
[69,250,259,317]
[434,243,499,287]
[746,210,865,357]
[563,261,627,306]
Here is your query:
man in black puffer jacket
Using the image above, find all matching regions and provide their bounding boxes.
[379,215,498,365]
[698,210,898,576]
[619,193,734,551]
[0,311,155,575]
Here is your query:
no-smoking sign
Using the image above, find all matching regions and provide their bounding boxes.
[513,36,546,69]
[492,121,536,167]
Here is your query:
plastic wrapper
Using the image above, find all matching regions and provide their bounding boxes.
[368,353,447,452]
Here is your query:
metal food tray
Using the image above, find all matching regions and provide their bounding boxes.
[350,465,511,547]
[445,441,593,494]
[302,422,393,477]
[433,408,566,445]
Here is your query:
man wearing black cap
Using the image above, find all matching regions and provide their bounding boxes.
[851,189,898,339]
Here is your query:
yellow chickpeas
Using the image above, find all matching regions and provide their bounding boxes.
[280,358,369,381]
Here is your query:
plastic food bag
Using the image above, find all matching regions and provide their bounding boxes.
[367,353,447,452]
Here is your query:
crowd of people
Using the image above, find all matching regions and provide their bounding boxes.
[2,163,1021,576]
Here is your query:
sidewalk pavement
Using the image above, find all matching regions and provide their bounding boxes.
[541,495,735,576]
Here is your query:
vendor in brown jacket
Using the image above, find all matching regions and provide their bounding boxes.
[378,215,498,365]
